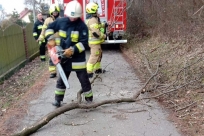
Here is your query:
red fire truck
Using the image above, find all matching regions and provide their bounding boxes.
[51,0,127,44]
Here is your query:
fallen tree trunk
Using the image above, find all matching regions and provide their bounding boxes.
[12,97,138,136]
[12,65,159,136]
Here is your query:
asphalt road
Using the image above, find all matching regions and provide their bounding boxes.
[15,50,181,136]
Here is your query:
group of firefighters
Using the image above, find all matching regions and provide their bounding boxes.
[33,0,109,107]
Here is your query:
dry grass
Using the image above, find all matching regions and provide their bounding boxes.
[121,40,204,135]
[124,1,204,135]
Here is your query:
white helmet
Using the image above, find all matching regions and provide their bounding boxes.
[64,0,82,18]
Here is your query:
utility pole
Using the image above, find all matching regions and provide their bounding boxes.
[33,0,36,23]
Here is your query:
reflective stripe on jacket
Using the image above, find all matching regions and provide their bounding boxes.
[39,16,60,45]
[33,19,44,40]
[45,17,89,71]
[86,17,106,45]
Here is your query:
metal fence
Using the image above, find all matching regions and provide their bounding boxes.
[0,23,39,79]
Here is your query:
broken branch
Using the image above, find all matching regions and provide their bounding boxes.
[12,62,159,136]
[133,62,160,98]
[175,101,197,112]
[12,97,137,136]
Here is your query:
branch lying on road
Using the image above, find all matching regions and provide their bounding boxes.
[12,98,138,136]
[13,62,198,136]
[77,75,99,103]
[12,64,159,136]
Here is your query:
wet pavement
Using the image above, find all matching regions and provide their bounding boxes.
[15,50,181,136]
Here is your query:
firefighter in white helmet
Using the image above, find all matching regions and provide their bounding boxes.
[86,2,108,78]
[45,0,93,107]
[38,3,61,78]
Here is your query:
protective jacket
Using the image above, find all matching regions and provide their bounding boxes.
[45,17,89,72]
[39,16,60,45]
[33,19,44,40]
[86,14,106,45]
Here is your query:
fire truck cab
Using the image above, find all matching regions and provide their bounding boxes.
[51,0,127,44]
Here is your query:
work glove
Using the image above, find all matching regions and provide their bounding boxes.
[37,36,46,46]
[37,35,44,42]
[38,41,42,45]
[47,35,57,49]
[47,39,56,48]
[63,47,74,58]
[100,28,105,33]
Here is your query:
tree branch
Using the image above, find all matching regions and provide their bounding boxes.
[192,5,204,16]
[139,79,198,101]
[133,62,160,97]
[12,98,138,136]
[12,63,159,136]
[175,101,197,112]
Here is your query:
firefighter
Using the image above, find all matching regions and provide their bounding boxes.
[33,13,46,61]
[85,2,108,78]
[45,0,93,107]
[38,3,61,78]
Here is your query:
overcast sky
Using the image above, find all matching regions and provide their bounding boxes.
[0,0,55,14]
[0,0,26,14]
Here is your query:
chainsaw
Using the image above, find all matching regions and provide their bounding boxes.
[48,45,70,89]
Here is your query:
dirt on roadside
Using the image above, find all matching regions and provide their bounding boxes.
[0,58,49,136]
[120,44,204,136]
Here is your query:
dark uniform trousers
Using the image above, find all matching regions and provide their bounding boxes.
[39,41,46,58]
[55,70,91,101]
[49,58,55,70]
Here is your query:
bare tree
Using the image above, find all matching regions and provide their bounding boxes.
[0,7,13,30]
[24,0,49,15]
[0,8,7,22]
[0,19,13,30]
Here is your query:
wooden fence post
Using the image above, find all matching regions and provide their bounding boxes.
[23,28,29,61]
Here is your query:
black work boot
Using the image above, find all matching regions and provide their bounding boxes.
[50,73,56,78]
[52,100,61,107]
[88,73,93,78]
[95,69,106,74]
[85,96,93,103]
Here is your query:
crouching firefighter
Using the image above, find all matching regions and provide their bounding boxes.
[38,3,61,78]
[86,2,108,78]
[45,0,93,107]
